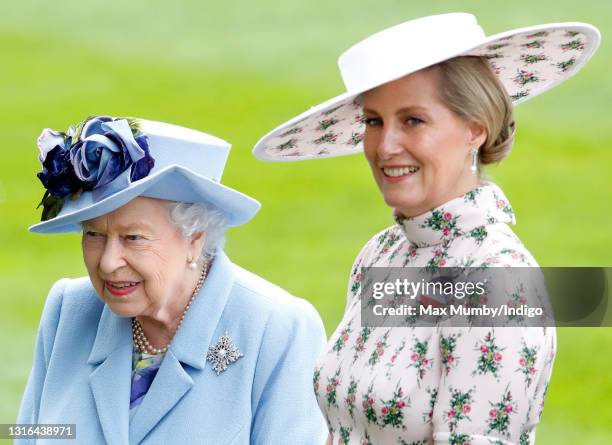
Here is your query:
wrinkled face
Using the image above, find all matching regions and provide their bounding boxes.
[82,197,201,319]
[362,68,486,217]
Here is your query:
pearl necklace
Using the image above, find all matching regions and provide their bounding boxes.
[132,262,208,355]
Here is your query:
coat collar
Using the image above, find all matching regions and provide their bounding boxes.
[88,312,132,445]
[394,182,516,247]
[87,251,236,444]
[167,251,236,369]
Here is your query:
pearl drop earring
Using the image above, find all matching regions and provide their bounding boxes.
[188,258,198,270]
[470,147,479,175]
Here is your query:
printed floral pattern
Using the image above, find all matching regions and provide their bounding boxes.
[313,366,321,393]
[368,330,390,368]
[274,138,297,151]
[362,383,378,425]
[487,388,518,437]
[560,39,585,51]
[332,321,353,356]
[444,387,474,432]
[517,342,539,387]
[315,183,556,444]
[318,117,341,131]
[258,28,593,161]
[440,333,461,376]
[313,131,338,145]
[407,337,433,385]
[353,327,373,363]
[345,376,359,421]
[520,53,548,65]
[521,39,546,49]
[422,387,438,424]
[326,367,342,408]
[379,383,409,428]
[556,57,577,72]
[130,348,164,412]
[473,332,505,380]
[384,339,406,380]
[513,69,540,87]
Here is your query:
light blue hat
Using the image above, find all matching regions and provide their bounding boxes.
[30,116,261,234]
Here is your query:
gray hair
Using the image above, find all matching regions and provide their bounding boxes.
[166,201,227,259]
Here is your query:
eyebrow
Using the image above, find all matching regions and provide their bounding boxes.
[82,221,154,233]
[120,223,154,233]
[363,105,431,115]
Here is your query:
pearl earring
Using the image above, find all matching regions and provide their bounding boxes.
[188,258,198,270]
[470,147,479,175]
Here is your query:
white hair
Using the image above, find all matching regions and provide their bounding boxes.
[166,201,227,259]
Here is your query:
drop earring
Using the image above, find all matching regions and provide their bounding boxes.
[188,257,198,270]
[470,147,479,174]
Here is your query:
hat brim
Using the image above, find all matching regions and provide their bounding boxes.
[29,165,261,234]
[253,22,600,162]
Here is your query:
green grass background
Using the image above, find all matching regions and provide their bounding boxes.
[0,0,610,443]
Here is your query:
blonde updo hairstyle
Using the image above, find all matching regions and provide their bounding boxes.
[428,56,516,169]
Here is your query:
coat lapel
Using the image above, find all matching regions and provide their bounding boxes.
[88,306,132,445]
[128,351,193,444]
[128,252,236,443]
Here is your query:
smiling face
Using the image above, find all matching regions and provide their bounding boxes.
[362,67,487,217]
[82,197,205,321]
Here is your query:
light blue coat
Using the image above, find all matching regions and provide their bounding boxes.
[17,252,328,444]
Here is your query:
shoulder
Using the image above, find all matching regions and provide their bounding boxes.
[353,225,404,266]
[48,276,102,310]
[470,223,540,268]
[34,277,103,363]
[229,265,325,334]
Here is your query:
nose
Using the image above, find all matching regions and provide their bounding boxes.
[99,237,127,275]
[377,125,404,160]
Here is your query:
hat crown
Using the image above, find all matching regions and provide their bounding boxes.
[140,120,230,183]
[338,12,485,91]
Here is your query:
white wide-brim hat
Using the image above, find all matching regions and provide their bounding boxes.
[253,12,600,162]
[30,119,261,234]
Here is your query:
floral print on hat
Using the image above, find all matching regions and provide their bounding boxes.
[257,27,592,161]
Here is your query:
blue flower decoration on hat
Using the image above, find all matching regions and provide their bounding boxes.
[36,116,155,221]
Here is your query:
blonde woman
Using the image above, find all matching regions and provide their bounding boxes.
[254,13,600,445]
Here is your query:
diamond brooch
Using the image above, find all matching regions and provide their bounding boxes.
[206,332,243,375]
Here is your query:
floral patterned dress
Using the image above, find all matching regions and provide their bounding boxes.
[130,348,164,421]
[315,183,555,445]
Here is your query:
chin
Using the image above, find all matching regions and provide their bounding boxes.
[383,192,426,216]
[100,290,144,318]
[104,301,142,318]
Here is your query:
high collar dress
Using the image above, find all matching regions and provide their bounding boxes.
[315,183,556,445]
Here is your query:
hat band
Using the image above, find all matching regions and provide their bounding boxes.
[91,168,132,203]
[72,137,229,207]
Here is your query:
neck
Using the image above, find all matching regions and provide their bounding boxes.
[397,176,481,218]
[135,265,203,351]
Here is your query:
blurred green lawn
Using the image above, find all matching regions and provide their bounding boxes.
[1,0,611,443]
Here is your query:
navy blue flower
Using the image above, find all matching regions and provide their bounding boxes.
[36,116,155,221]
[70,117,153,189]
[36,129,80,198]
[131,134,155,182]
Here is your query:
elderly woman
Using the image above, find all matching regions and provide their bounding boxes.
[18,116,327,444]
[254,13,600,445]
